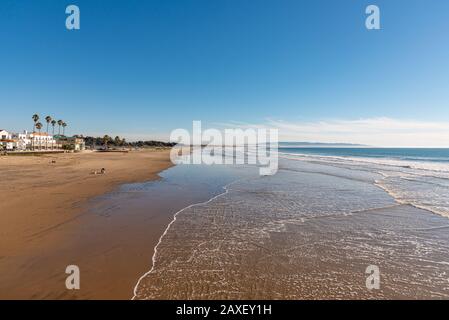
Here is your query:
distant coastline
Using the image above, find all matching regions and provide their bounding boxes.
[280,141,366,147]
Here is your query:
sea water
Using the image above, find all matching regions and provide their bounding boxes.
[280,147,449,218]
[133,148,449,299]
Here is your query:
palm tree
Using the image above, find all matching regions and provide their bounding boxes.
[103,135,110,149]
[36,122,43,133]
[57,120,63,135]
[45,116,52,133]
[62,122,67,136]
[44,116,52,150]
[51,120,57,149]
[51,120,56,134]
[114,136,121,146]
[35,122,43,150]
[31,114,39,150]
[32,114,39,132]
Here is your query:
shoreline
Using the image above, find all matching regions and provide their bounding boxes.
[0,149,174,299]
[133,158,449,299]
[3,149,449,299]
[132,178,239,299]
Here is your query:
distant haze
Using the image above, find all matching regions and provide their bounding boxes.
[219,118,449,148]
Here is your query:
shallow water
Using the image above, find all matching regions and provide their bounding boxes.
[133,156,449,299]
[280,150,449,218]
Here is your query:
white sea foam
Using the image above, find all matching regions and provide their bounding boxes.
[131,178,241,300]
[131,157,449,299]
[280,152,449,173]
[280,151,449,219]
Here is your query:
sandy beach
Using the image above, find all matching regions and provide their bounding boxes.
[134,153,449,300]
[0,149,173,299]
[2,148,449,300]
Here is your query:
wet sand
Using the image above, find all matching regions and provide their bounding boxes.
[3,150,449,300]
[0,149,174,299]
[134,159,449,299]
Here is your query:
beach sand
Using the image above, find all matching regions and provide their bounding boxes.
[0,149,173,299]
[3,149,449,300]
[134,157,449,300]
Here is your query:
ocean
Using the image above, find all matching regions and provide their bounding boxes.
[279,147,449,165]
[130,148,449,299]
[279,147,449,218]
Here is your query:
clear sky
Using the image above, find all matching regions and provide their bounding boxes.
[1,0,449,146]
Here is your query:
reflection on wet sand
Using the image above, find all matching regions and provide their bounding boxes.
[134,158,449,299]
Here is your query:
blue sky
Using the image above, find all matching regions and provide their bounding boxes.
[1,0,449,145]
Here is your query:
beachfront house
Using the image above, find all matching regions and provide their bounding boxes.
[54,135,85,151]
[0,129,15,150]
[1,128,84,152]
[29,132,57,150]
[10,131,32,150]
[1,130,59,151]
[0,129,9,140]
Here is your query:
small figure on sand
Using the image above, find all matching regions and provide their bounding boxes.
[91,168,106,175]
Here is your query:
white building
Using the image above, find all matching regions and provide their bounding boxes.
[1,129,58,151]
[0,129,10,140]
[0,129,14,150]
[11,131,31,150]
[29,132,57,150]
